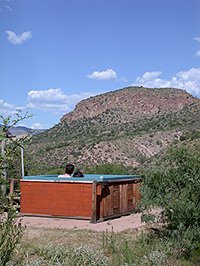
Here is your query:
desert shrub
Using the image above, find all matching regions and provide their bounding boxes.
[137,154,147,164]
[102,230,180,266]
[85,164,129,174]
[0,202,24,266]
[46,167,63,175]
[179,134,189,141]
[141,146,200,252]
[190,130,200,140]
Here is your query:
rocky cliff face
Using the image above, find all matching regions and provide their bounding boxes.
[61,87,197,123]
[27,86,200,174]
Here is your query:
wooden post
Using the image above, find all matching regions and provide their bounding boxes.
[91,181,97,223]
[1,138,7,197]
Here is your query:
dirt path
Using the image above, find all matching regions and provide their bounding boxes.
[19,213,144,232]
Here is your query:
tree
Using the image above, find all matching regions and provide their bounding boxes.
[0,110,31,265]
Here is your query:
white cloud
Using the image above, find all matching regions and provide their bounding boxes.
[194,36,200,57]
[18,122,46,130]
[135,71,162,83]
[195,50,200,57]
[31,123,45,130]
[134,71,171,88]
[28,88,67,103]
[5,5,12,12]
[0,0,13,12]
[27,88,96,112]
[0,99,23,116]
[117,76,128,82]
[87,68,117,80]
[194,37,200,42]
[5,30,32,44]
[133,68,200,97]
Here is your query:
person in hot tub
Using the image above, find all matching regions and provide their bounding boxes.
[58,163,75,177]
[73,170,84,177]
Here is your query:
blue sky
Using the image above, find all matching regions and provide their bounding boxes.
[1,0,200,129]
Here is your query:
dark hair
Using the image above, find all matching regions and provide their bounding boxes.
[73,170,84,178]
[65,163,75,175]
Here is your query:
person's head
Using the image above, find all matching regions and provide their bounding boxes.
[65,163,74,175]
[73,170,84,178]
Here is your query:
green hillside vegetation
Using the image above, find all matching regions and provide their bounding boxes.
[24,93,200,175]
[29,101,200,144]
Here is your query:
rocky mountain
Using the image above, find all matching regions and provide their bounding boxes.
[61,87,197,123]
[25,86,200,174]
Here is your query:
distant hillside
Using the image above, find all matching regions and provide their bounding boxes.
[8,126,45,137]
[24,86,200,174]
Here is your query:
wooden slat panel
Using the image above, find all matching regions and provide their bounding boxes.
[123,184,128,212]
[99,196,104,219]
[109,185,114,216]
[96,184,102,195]
[112,185,120,214]
[134,182,141,208]
[128,183,134,210]
[20,181,93,218]
[21,179,142,222]
[105,189,110,216]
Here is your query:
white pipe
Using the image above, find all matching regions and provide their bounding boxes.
[21,146,24,178]
[1,138,7,196]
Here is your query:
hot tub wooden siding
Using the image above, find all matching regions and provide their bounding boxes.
[95,181,141,222]
[20,177,141,222]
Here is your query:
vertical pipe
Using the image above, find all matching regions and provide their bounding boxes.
[1,138,7,197]
[21,146,24,178]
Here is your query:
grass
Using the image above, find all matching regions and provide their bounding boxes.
[21,227,104,250]
[8,225,200,265]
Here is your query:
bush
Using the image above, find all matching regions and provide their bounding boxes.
[85,164,129,174]
[141,146,200,251]
[102,229,179,266]
[190,130,200,140]
[0,202,24,265]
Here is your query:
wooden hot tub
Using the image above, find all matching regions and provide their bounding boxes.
[20,174,142,223]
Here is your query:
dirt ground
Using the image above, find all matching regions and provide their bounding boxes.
[19,212,145,233]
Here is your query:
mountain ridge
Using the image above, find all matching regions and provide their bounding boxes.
[61,87,197,123]
[25,86,200,174]
[0,125,45,137]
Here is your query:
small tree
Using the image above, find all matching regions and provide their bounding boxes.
[0,110,31,265]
